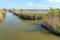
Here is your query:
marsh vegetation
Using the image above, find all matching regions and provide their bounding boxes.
[0,8,60,40]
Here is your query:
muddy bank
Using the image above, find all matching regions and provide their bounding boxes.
[19,14,43,20]
[41,23,60,36]
[8,10,44,20]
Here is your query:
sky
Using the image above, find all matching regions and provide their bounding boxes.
[0,0,60,9]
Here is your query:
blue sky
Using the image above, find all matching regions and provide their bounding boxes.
[0,0,60,9]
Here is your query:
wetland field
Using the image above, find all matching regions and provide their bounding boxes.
[0,9,60,40]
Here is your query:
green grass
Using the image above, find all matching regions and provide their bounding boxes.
[35,14,44,19]
[54,26,60,32]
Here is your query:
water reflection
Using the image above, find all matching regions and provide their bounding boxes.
[21,20,40,24]
[12,14,44,31]
[0,12,60,40]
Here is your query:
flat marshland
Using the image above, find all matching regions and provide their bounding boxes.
[0,9,60,40]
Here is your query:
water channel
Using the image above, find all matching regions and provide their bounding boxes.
[0,12,60,40]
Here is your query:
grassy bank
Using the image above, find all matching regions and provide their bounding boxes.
[42,8,60,32]
[0,9,7,22]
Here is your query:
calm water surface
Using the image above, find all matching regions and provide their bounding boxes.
[0,12,60,40]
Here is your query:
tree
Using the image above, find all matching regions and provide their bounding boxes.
[20,9,23,13]
[57,8,60,20]
[49,7,58,17]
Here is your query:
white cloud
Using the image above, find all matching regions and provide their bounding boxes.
[26,2,33,6]
[47,0,60,3]
[26,2,49,9]
[46,0,60,8]
[26,2,44,7]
